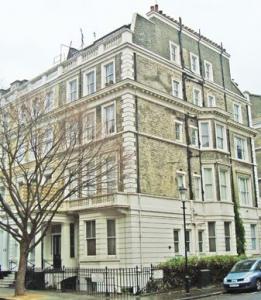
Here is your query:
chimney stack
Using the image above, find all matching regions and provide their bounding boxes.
[155,4,159,12]
[150,5,155,11]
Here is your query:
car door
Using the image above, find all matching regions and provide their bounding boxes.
[255,260,261,277]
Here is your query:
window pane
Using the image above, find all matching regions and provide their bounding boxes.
[86,221,96,256]
[104,104,115,135]
[224,222,231,251]
[208,222,216,252]
[173,230,179,253]
[201,123,210,147]
[105,63,114,84]
[86,71,95,94]
[107,220,116,255]
[198,230,203,252]
[185,230,190,252]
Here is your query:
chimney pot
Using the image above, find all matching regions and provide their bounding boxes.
[155,4,159,11]
[150,5,154,11]
[159,10,163,14]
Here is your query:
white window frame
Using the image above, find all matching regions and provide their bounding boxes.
[101,101,116,136]
[185,230,191,253]
[204,60,213,82]
[102,153,119,194]
[43,127,53,155]
[190,53,200,75]
[219,167,231,202]
[66,77,78,102]
[250,224,257,250]
[207,94,216,107]
[233,103,242,123]
[169,41,180,65]
[234,135,248,161]
[83,68,96,96]
[238,175,252,206]
[190,126,199,147]
[198,230,204,253]
[66,166,79,200]
[82,109,96,143]
[174,120,183,143]
[224,222,231,252]
[176,171,186,189]
[45,88,55,112]
[199,121,212,149]
[173,229,180,254]
[101,59,116,88]
[192,87,202,107]
[215,122,227,151]
[208,221,216,252]
[171,79,182,99]
[193,174,202,201]
[107,219,116,255]
[202,165,216,201]
[86,220,96,256]
[82,160,96,197]
[66,121,79,147]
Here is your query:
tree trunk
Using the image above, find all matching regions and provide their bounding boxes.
[15,242,28,296]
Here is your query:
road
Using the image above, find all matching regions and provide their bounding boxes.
[205,291,261,300]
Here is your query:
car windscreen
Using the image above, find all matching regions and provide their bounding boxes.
[231,260,257,273]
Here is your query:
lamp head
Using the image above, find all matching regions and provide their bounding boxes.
[179,185,187,201]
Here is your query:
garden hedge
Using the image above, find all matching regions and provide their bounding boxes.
[158,255,246,289]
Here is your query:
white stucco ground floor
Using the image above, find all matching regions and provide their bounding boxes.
[0,193,261,271]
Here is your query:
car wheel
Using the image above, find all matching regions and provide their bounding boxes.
[256,279,261,291]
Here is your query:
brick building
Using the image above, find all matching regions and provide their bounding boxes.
[0,5,260,272]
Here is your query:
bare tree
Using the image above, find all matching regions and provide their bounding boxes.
[0,95,123,296]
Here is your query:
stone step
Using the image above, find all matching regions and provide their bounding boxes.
[0,282,14,288]
[0,279,15,284]
[5,274,15,280]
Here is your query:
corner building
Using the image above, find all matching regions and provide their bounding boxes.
[0,5,260,271]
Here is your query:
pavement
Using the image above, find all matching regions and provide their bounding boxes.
[0,286,224,300]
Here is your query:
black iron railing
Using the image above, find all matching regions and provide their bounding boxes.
[25,265,163,295]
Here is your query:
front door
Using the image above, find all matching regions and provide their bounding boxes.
[52,235,61,269]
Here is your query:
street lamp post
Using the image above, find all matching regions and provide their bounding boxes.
[179,185,190,294]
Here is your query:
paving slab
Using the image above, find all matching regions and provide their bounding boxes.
[0,286,224,300]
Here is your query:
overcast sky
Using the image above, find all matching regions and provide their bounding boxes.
[0,0,260,94]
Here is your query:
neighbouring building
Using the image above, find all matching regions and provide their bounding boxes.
[0,5,260,275]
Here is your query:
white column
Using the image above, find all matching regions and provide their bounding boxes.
[121,93,137,193]
[61,222,70,267]
[34,231,42,268]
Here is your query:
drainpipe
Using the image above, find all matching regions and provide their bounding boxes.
[185,114,193,200]
[178,17,187,102]
[197,30,205,107]
[219,43,228,111]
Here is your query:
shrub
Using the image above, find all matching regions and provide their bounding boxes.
[159,255,246,290]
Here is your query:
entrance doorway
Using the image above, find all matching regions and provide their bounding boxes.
[51,225,61,269]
